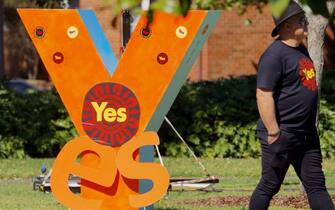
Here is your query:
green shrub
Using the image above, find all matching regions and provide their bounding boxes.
[319,100,335,158]
[0,136,25,159]
[0,80,77,158]
[158,76,261,158]
[321,70,335,105]
[159,74,335,158]
[1,72,335,159]
[319,70,335,158]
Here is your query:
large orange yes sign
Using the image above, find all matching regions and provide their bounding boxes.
[18,8,221,210]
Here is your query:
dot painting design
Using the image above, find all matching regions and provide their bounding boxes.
[141,27,151,38]
[157,53,168,65]
[202,24,209,35]
[82,82,140,147]
[53,52,64,64]
[176,26,188,39]
[35,26,45,38]
[67,26,79,39]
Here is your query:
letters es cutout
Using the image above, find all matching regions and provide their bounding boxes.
[51,82,169,210]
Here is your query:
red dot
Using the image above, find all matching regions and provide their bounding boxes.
[35,27,45,38]
[53,52,64,64]
[141,27,151,38]
[157,53,168,65]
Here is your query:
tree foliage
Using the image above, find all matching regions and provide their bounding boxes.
[106,0,334,21]
[4,0,64,8]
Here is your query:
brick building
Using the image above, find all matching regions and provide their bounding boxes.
[3,1,335,81]
[80,1,275,81]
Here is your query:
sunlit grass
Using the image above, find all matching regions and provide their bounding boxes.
[0,157,334,209]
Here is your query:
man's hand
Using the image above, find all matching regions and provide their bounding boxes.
[256,88,280,145]
[267,131,280,145]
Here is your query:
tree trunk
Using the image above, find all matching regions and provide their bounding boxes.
[307,15,328,90]
[307,2,335,122]
[0,0,4,78]
[307,12,329,127]
[298,0,335,195]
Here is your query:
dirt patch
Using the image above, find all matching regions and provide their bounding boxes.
[182,195,335,208]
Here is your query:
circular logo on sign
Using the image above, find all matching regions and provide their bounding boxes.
[82,83,140,147]
[176,26,187,39]
[53,52,64,64]
[141,27,151,38]
[67,26,79,39]
[35,27,45,39]
[157,53,168,65]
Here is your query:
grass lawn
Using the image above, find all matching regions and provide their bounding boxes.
[0,157,334,210]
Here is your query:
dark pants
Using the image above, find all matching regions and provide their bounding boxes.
[249,130,334,210]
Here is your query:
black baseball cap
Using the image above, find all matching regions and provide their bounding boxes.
[271,1,305,37]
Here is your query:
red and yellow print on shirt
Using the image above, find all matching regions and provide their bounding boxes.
[299,58,317,91]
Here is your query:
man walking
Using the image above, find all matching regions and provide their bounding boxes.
[249,1,334,210]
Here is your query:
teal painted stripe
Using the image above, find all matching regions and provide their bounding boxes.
[139,146,154,210]
[146,11,221,133]
[77,10,222,209]
[140,10,222,209]
[78,9,118,76]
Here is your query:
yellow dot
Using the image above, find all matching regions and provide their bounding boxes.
[67,26,79,39]
[176,26,188,39]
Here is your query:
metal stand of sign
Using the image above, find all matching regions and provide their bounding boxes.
[158,117,220,192]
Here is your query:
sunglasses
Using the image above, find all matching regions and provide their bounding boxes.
[287,15,309,27]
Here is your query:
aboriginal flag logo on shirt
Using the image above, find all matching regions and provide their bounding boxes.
[299,58,317,91]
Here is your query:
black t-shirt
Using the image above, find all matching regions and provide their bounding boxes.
[256,40,318,133]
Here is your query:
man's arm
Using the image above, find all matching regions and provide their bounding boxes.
[256,88,280,144]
